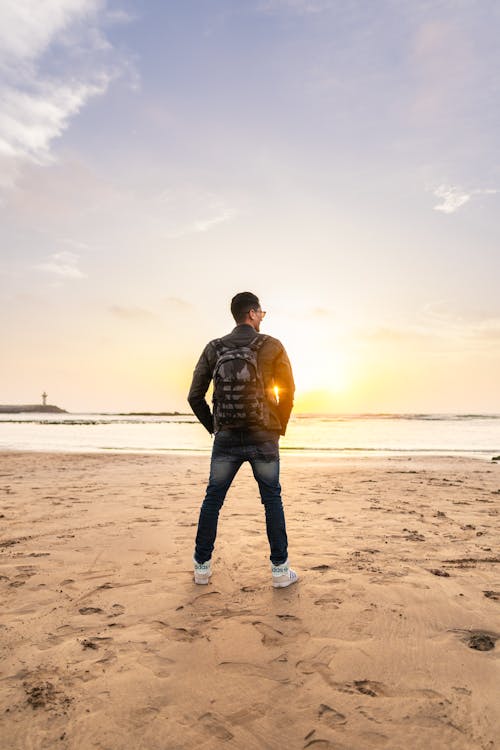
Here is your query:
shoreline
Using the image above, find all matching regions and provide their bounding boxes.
[0,447,498,462]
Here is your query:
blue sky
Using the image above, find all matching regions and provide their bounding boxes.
[1,0,499,412]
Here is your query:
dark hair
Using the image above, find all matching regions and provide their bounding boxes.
[231,291,260,324]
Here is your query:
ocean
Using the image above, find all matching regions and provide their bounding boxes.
[0,413,499,459]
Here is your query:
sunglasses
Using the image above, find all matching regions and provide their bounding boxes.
[247,308,266,317]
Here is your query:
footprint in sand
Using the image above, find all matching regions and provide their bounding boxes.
[483,590,500,601]
[198,711,234,741]
[152,620,202,642]
[296,647,337,685]
[224,702,267,726]
[10,566,37,586]
[318,703,347,726]
[80,636,113,650]
[429,569,450,577]
[270,615,308,640]
[351,680,386,697]
[218,659,290,684]
[78,607,104,615]
[342,679,435,698]
[251,620,284,646]
[107,603,125,618]
[314,595,342,607]
[403,528,426,542]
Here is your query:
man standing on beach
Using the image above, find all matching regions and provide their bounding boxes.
[188,292,298,588]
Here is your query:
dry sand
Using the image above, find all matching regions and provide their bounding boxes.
[0,450,499,750]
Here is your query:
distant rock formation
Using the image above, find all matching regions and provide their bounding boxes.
[0,405,67,414]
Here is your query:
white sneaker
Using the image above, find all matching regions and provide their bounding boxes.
[193,557,212,585]
[271,560,298,588]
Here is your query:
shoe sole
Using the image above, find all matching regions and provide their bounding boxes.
[194,574,211,585]
[272,576,299,588]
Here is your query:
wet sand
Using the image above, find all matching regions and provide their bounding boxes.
[0,451,499,750]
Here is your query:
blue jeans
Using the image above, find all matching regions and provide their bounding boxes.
[194,429,288,565]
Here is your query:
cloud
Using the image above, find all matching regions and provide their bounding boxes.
[34,250,86,278]
[164,297,194,310]
[0,0,134,191]
[360,326,431,344]
[420,303,500,340]
[466,318,500,340]
[361,304,500,349]
[432,185,498,214]
[0,1,97,64]
[432,185,471,213]
[0,75,111,163]
[156,188,237,238]
[191,209,235,233]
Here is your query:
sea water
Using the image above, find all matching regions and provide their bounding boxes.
[0,413,499,459]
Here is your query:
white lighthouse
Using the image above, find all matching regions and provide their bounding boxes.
[42,392,47,407]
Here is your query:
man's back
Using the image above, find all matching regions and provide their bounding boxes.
[188,323,295,436]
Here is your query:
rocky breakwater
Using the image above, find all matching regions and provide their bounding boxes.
[0,404,67,414]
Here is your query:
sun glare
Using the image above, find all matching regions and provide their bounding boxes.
[293,351,349,395]
[286,341,351,413]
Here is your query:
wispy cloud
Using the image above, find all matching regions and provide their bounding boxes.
[432,185,471,213]
[156,188,237,238]
[34,250,86,279]
[0,0,134,191]
[0,75,111,163]
[432,185,498,214]
[361,304,500,348]
[163,297,194,310]
[191,208,235,234]
[420,303,500,340]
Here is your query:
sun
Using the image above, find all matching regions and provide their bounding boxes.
[282,341,352,413]
[268,321,353,412]
[293,353,349,395]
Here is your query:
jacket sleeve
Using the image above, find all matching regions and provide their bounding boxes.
[187,344,214,434]
[273,344,295,436]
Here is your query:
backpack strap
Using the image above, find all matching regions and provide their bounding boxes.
[213,334,268,354]
[249,334,268,351]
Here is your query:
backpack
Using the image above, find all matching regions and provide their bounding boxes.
[212,335,270,430]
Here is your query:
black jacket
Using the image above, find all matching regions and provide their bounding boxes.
[188,324,295,435]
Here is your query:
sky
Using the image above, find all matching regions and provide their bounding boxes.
[1,0,499,414]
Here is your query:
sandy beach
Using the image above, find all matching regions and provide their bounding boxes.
[0,450,499,750]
